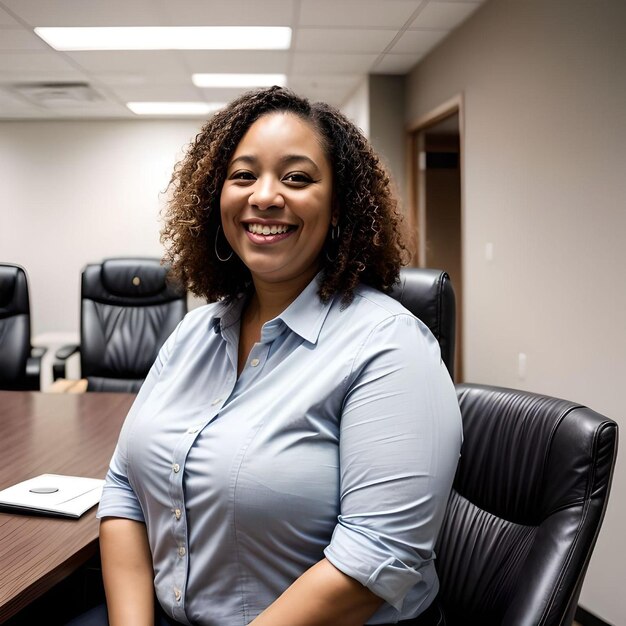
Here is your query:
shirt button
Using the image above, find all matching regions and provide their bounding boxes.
[174,508,181,520]
[250,358,260,367]
[178,546,186,557]
[172,463,180,473]
[174,588,181,602]
[211,398,222,406]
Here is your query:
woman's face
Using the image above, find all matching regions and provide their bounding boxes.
[220,111,334,290]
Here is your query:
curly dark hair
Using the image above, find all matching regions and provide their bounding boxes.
[161,86,410,304]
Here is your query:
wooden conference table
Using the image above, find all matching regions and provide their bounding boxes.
[0,391,134,622]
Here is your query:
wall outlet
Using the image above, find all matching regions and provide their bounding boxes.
[518,352,527,379]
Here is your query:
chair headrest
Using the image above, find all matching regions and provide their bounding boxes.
[81,258,185,306]
[0,263,30,316]
[100,258,169,298]
[389,268,456,379]
[0,265,18,308]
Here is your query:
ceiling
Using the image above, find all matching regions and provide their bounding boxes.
[0,0,484,120]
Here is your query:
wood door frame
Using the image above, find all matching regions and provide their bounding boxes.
[406,94,465,265]
[406,94,465,379]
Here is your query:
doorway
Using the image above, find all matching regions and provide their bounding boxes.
[408,97,464,381]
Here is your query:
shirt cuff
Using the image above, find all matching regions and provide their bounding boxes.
[97,483,145,522]
[324,522,426,612]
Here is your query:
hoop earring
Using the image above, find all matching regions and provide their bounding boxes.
[214,225,233,262]
[325,224,341,262]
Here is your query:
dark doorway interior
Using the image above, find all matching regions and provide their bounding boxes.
[414,112,463,380]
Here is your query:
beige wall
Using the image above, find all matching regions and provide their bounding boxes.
[369,74,407,209]
[341,75,407,210]
[405,0,626,621]
[340,78,370,137]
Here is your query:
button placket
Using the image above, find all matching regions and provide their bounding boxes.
[246,343,269,373]
[165,374,236,619]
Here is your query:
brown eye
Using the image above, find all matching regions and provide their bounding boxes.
[283,172,313,185]
[230,171,255,181]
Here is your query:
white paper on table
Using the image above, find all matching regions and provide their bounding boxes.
[0,474,104,519]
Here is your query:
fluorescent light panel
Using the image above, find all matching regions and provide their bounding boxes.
[34,26,291,51]
[127,102,225,116]
[192,73,287,88]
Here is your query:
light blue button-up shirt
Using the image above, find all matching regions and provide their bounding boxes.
[98,275,462,625]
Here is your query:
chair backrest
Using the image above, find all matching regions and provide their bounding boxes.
[80,258,187,392]
[0,263,33,390]
[436,383,618,625]
[389,268,456,379]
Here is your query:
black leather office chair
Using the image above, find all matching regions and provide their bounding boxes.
[53,258,187,393]
[435,383,617,625]
[0,263,46,391]
[389,268,456,379]
[389,269,617,625]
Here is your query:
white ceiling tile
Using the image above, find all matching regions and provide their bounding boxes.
[299,0,421,28]
[155,0,296,26]
[410,1,481,30]
[292,53,379,74]
[66,108,131,118]
[0,107,52,118]
[0,7,21,27]
[1,0,167,26]
[38,103,131,119]
[180,50,289,73]
[295,28,396,54]
[294,87,352,107]
[94,73,188,88]
[372,53,421,74]
[65,51,187,75]
[0,50,78,73]
[190,86,259,102]
[390,28,448,55]
[0,70,86,85]
[288,73,362,90]
[288,74,362,103]
[0,86,28,105]
[0,28,49,51]
[108,83,202,102]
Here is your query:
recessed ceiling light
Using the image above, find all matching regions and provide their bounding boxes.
[126,102,225,116]
[34,26,292,51]
[192,74,287,88]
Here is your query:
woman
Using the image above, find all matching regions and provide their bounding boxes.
[96,87,462,626]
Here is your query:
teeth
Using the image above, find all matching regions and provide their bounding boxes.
[247,223,290,235]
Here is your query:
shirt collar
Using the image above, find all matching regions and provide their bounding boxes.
[209,295,246,335]
[209,273,333,345]
[277,273,334,345]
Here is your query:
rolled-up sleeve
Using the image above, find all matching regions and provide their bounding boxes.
[97,324,180,521]
[324,314,462,612]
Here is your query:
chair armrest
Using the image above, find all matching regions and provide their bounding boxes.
[24,346,49,390]
[31,346,48,359]
[55,344,79,360]
[53,344,80,381]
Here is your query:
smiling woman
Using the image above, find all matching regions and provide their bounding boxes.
[220,112,334,295]
[89,87,463,626]
[160,86,409,305]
